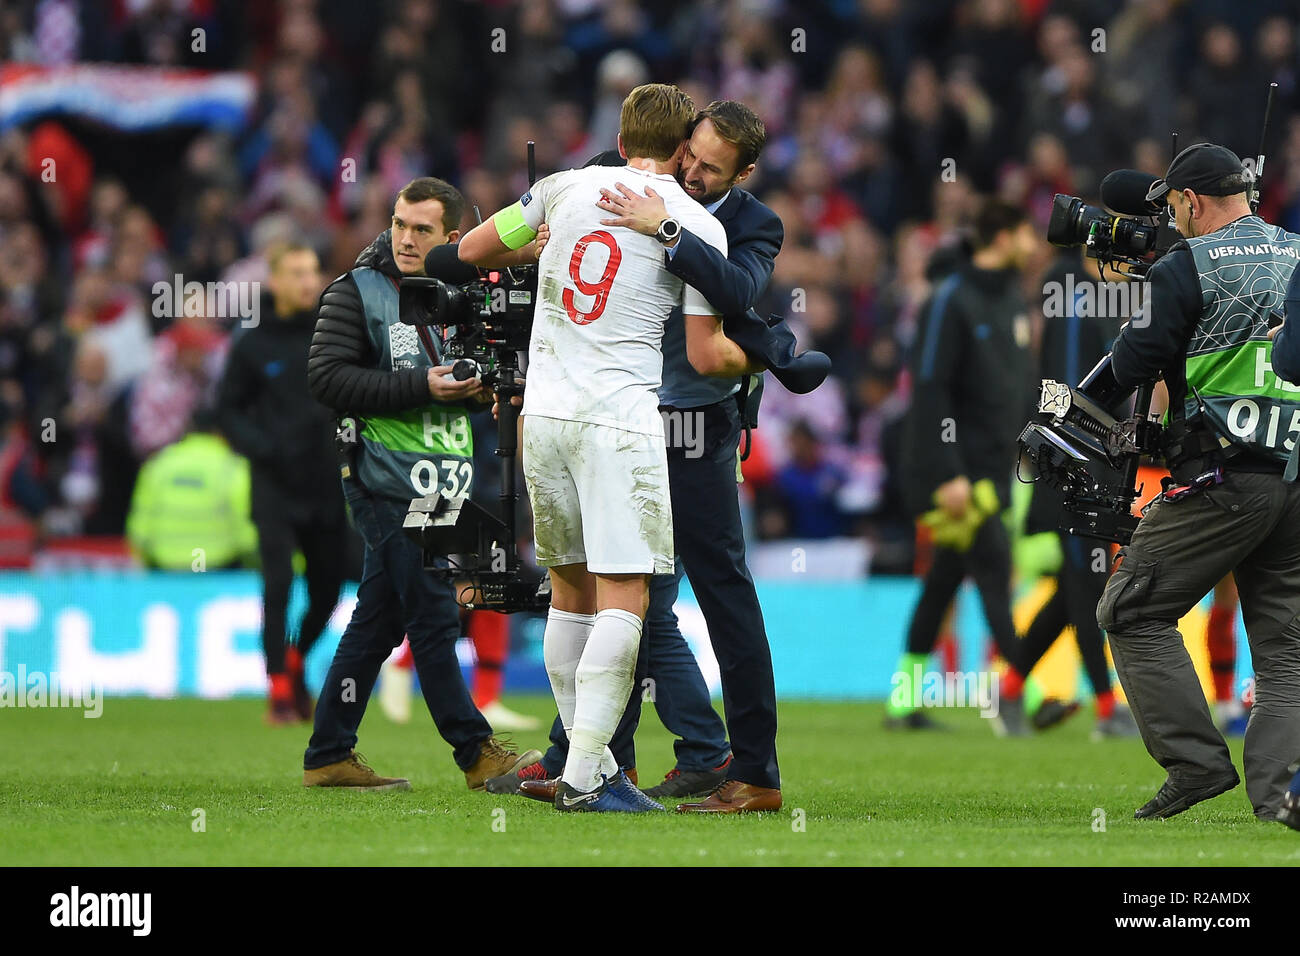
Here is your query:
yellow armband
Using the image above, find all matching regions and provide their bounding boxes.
[493,202,538,250]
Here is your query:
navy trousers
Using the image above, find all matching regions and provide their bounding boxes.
[304,478,492,771]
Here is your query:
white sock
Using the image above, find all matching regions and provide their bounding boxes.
[543,607,595,732]
[565,608,642,792]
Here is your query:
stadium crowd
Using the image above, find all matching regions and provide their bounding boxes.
[1,0,1298,574]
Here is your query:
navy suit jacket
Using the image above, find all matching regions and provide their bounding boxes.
[1277,266,1300,384]
[583,150,830,396]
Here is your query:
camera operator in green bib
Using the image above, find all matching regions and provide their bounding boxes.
[1097,144,1300,822]
[301,177,542,791]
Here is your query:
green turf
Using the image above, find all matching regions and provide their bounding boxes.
[2,695,1298,866]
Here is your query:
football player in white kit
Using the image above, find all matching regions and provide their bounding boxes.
[459,84,754,812]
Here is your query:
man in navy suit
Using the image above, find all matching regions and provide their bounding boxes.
[488,101,828,812]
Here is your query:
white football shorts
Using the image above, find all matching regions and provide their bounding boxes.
[522,414,674,575]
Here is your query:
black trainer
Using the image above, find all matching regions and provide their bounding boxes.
[883,710,947,731]
[1278,787,1300,831]
[484,760,552,796]
[1134,772,1239,820]
[644,756,732,799]
[1032,697,1080,731]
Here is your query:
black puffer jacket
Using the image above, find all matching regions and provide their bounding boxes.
[308,230,431,414]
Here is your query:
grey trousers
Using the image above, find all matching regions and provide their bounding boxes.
[1098,469,1300,818]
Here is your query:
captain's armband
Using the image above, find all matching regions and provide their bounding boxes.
[493,202,538,251]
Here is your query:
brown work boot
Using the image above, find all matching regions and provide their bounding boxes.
[303,751,411,791]
[464,736,543,791]
[675,779,782,813]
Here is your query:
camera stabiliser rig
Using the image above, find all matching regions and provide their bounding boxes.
[1019,85,1279,545]
[1018,357,1162,545]
[398,142,550,613]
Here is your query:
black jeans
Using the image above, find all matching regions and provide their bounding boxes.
[303,478,491,771]
[906,514,1020,667]
[256,507,346,674]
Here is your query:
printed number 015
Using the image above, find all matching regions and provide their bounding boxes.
[563,230,622,325]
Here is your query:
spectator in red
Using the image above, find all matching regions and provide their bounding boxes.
[129,316,227,459]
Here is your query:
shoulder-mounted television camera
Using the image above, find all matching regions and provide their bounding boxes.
[398,265,537,390]
[397,265,545,613]
[1031,165,1177,542]
[1025,87,1283,543]
[1046,168,1183,277]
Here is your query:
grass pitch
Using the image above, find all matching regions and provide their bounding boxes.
[2,695,1298,866]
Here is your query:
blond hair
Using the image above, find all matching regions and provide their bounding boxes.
[619,83,695,161]
[265,240,316,274]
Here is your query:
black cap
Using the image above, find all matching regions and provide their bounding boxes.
[1145,143,1248,203]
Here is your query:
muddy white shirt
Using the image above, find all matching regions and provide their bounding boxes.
[513,165,727,436]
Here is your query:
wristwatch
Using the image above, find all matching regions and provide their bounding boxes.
[655,217,681,244]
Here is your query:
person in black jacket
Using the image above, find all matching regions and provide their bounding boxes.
[300,177,541,792]
[888,198,1037,735]
[216,242,346,725]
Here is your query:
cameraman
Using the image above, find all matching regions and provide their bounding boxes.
[301,177,541,791]
[1097,143,1300,821]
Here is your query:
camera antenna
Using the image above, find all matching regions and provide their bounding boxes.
[1251,82,1278,213]
[498,141,538,285]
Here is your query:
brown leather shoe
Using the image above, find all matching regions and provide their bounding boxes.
[518,777,559,803]
[675,779,782,813]
[302,751,410,791]
[464,736,544,791]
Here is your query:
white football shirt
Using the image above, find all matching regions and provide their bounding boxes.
[516,164,727,435]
